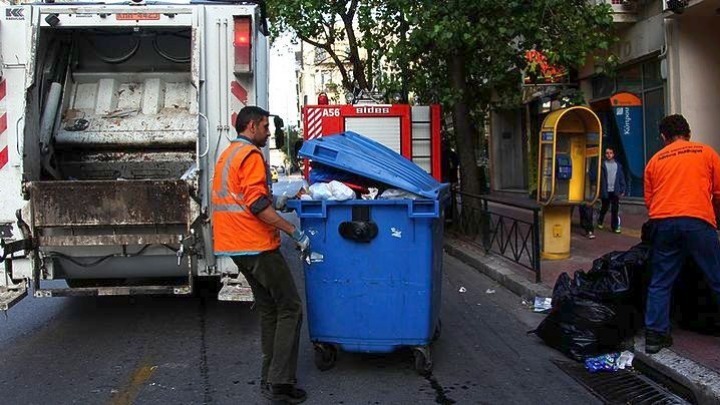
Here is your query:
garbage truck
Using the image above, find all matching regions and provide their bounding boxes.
[0,0,271,310]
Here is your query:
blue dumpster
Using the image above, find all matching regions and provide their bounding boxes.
[288,131,448,374]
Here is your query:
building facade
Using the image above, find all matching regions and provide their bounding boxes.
[490,0,715,201]
[296,42,354,112]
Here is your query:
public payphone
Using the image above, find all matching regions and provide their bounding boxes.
[537,106,602,259]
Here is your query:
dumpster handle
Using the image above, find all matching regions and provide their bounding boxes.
[294,200,327,219]
[408,200,441,218]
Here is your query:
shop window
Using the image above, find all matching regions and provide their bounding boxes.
[644,88,665,160]
[592,76,614,99]
[589,59,665,198]
[643,61,663,89]
[616,65,642,94]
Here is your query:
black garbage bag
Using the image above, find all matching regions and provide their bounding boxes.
[575,244,651,309]
[573,266,632,303]
[551,272,575,305]
[534,297,629,361]
[617,244,652,314]
[537,245,652,361]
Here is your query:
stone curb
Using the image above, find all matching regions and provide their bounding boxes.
[444,239,551,300]
[634,337,720,405]
[444,238,720,405]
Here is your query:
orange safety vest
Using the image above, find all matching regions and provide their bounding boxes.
[211,140,280,254]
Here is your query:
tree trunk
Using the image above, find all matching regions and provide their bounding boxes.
[449,53,481,197]
[449,52,485,238]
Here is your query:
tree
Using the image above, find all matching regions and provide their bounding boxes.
[266,0,390,94]
[267,1,615,199]
[382,1,615,197]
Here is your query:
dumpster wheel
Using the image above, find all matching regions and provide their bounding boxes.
[413,346,433,376]
[313,343,338,371]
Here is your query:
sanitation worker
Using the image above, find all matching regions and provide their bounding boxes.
[643,114,720,354]
[212,106,309,403]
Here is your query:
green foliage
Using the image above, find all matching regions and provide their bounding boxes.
[266,0,393,92]
[382,1,615,108]
[267,0,616,193]
[381,0,615,195]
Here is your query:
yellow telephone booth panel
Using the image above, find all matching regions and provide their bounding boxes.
[536,106,602,259]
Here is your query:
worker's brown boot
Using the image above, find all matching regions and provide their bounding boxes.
[260,380,271,399]
[645,330,673,354]
[271,384,307,404]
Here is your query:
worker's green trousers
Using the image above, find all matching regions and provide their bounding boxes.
[232,250,303,385]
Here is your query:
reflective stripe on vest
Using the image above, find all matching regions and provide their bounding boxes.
[213,204,246,212]
[216,143,247,199]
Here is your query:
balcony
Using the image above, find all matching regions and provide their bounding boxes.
[597,0,639,23]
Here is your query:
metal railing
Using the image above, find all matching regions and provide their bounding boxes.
[450,190,542,282]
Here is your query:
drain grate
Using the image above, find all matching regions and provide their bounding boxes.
[553,359,692,405]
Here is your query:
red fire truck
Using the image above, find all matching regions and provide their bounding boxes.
[301,100,444,181]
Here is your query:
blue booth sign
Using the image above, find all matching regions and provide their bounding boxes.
[611,93,644,179]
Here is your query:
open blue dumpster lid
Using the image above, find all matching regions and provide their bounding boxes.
[299,131,449,200]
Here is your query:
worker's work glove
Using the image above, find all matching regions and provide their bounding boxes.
[291,228,310,252]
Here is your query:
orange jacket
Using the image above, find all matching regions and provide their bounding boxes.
[212,139,280,255]
[644,139,720,226]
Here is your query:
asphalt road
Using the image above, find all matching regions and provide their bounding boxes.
[0,239,599,405]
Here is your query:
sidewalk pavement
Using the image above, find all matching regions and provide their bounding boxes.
[444,204,720,404]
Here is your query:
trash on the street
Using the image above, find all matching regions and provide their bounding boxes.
[583,351,634,373]
[308,180,355,201]
[459,287,467,293]
[533,297,552,313]
[616,350,634,369]
[532,295,626,361]
[533,243,651,361]
[584,353,620,373]
[485,289,496,294]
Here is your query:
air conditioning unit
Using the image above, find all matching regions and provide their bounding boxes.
[665,0,688,14]
[608,0,638,13]
[620,0,637,11]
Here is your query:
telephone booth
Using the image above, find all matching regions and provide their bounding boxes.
[537,106,602,259]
